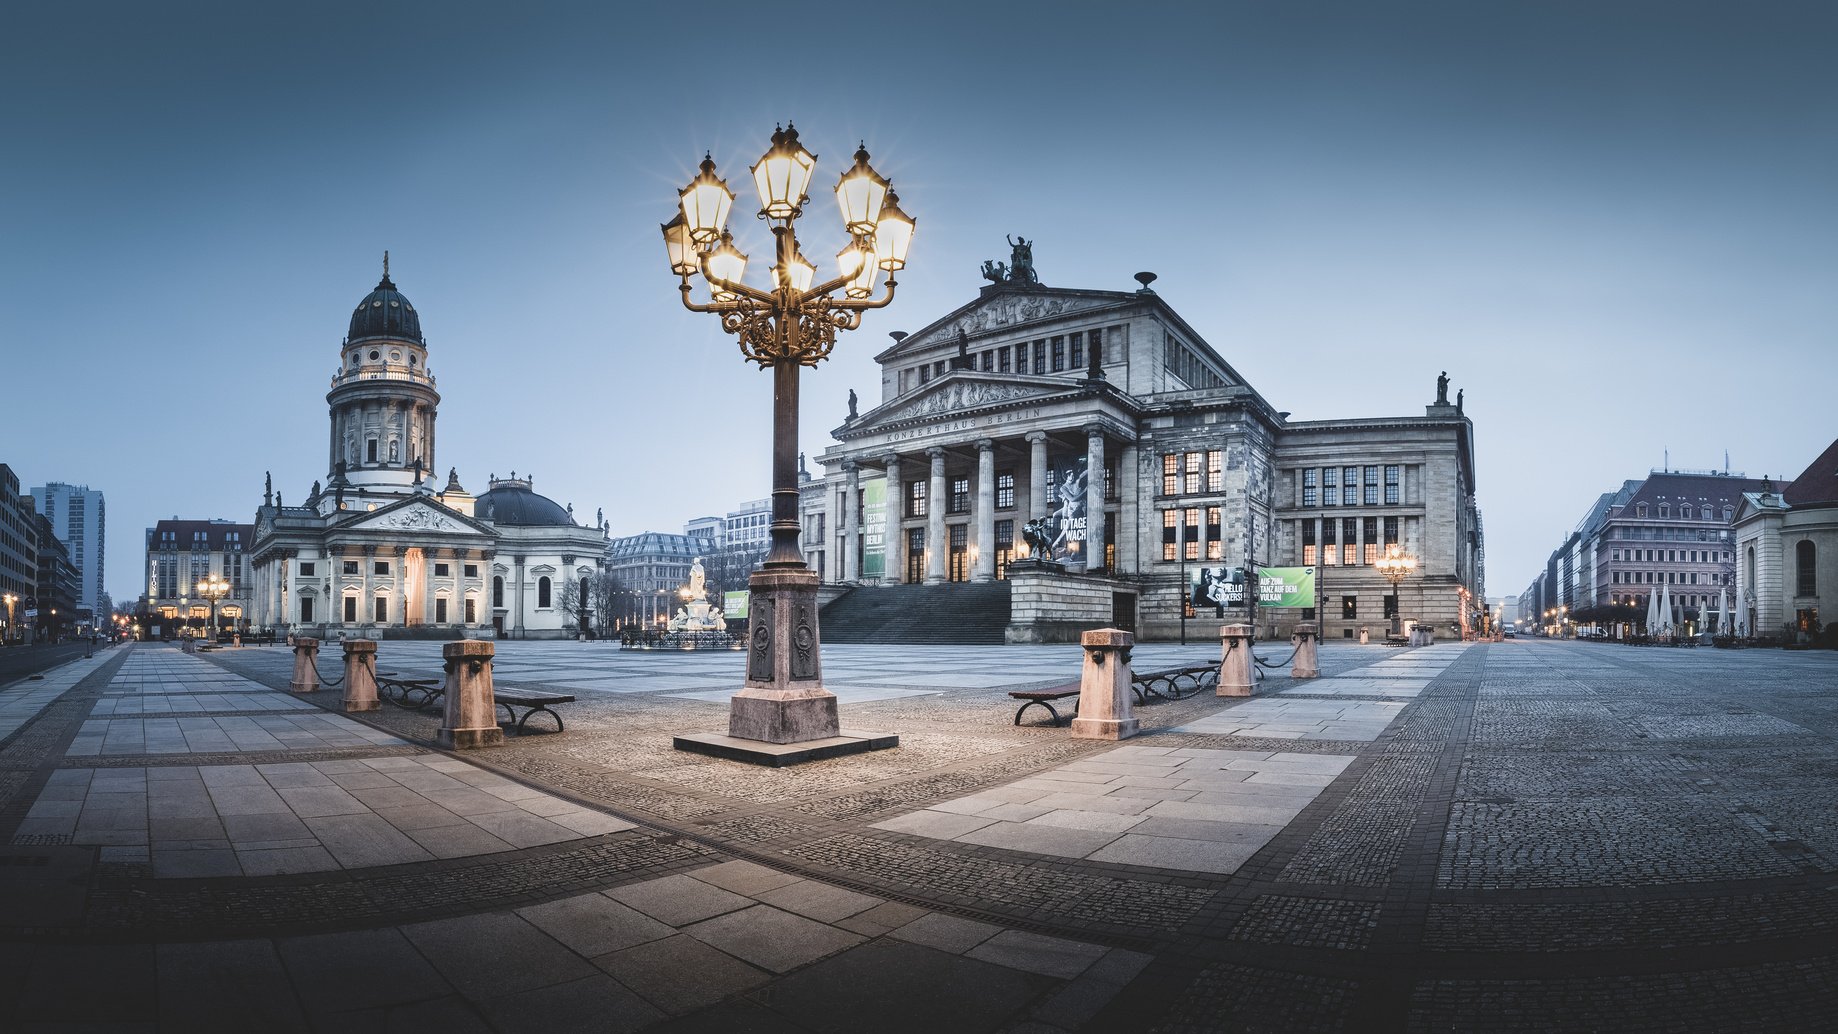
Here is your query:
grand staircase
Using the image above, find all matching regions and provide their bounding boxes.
[819,582,1012,645]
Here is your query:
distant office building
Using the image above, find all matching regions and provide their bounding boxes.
[26,506,78,638]
[1,465,39,641]
[605,531,715,627]
[143,518,254,635]
[31,481,105,619]
[724,498,772,557]
[1735,438,1838,641]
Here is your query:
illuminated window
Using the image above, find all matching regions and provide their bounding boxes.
[1302,520,1317,565]
[1185,508,1201,561]
[1162,509,1178,561]
[1342,517,1357,566]
[1162,454,1179,495]
[1363,517,1378,564]
[1322,518,1337,565]
[1205,507,1223,560]
[1184,452,1201,495]
[1206,451,1223,492]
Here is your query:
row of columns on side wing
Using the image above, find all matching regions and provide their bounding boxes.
[1069,623,1320,742]
[288,636,504,749]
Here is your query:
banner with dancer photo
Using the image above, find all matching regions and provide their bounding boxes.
[860,477,886,580]
[1048,455,1089,558]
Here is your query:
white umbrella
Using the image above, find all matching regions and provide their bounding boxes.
[1719,587,1731,636]
[1657,580,1672,635]
[1644,589,1658,634]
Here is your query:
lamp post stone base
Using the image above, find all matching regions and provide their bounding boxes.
[676,565,897,764]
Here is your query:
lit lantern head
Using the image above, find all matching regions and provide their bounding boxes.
[705,231,748,299]
[679,154,735,245]
[834,144,890,237]
[751,123,817,221]
[660,213,699,277]
[872,187,915,271]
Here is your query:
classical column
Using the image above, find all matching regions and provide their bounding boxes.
[841,461,860,583]
[1085,425,1106,572]
[393,548,408,628]
[925,447,947,584]
[882,454,904,585]
[973,439,996,582]
[512,555,527,636]
[1117,444,1139,574]
[1026,431,1049,523]
[361,548,373,624]
[424,549,438,624]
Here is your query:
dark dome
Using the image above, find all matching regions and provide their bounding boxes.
[347,273,424,343]
[477,481,575,526]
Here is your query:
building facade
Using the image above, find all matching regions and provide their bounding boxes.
[1594,471,1760,629]
[247,264,607,639]
[142,519,254,636]
[605,531,715,628]
[802,263,1484,640]
[1735,439,1838,641]
[30,481,105,620]
[1,465,35,643]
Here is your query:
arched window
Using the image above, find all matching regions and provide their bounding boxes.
[492,576,504,608]
[538,577,552,608]
[1746,545,1756,592]
[1797,540,1817,597]
[580,577,591,608]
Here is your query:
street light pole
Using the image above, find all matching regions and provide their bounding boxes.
[665,125,912,754]
[1375,545,1416,639]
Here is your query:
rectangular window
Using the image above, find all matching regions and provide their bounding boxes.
[298,562,315,576]
[1384,516,1399,547]
[1384,464,1400,505]
[344,596,357,622]
[1051,336,1065,372]
[996,471,1015,509]
[1184,452,1202,494]
[1070,332,1085,370]
[1162,508,1178,561]
[433,563,449,577]
[980,350,993,372]
[949,477,970,514]
[1342,595,1358,619]
[1205,507,1223,560]
[1343,517,1358,566]
[374,561,389,576]
[1206,450,1223,492]
[1162,454,1179,495]
[1302,520,1317,565]
[301,598,315,623]
[995,519,1014,578]
[1363,517,1378,564]
[1322,518,1337,565]
[998,347,1011,373]
[1033,340,1046,374]
[919,365,931,384]
[908,480,927,518]
[1323,467,1338,507]
[435,597,448,623]
[1185,508,1201,561]
[1302,468,1317,508]
[464,597,476,623]
[465,564,478,578]
[374,596,387,623]
[1105,460,1118,501]
[343,560,359,575]
[1384,594,1398,618]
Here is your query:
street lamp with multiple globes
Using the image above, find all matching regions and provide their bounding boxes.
[196,575,231,642]
[664,124,912,758]
[2,592,16,645]
[1374,545,1417,638]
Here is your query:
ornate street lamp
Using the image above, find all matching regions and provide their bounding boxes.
[664,124,910,760]
[1375,546,1416,639]
[196,575,231,641]
[2,592,15,645]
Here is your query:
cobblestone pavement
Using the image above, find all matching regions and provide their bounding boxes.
[2,637,1836,1031]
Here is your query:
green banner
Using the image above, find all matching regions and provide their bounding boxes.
[860,477,886,580]
[1255,566,1315,608]
[722,590,749,620]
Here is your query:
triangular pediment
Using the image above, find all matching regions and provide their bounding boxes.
[336,497,494,537]
[874,286,1140,363]
[840,372,1080,437]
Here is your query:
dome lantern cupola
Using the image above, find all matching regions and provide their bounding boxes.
[346,251,424,344]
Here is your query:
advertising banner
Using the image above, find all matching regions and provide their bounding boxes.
[1254,566,1316,608]
[1048,455,1089,558]
[1190,566,1244,609]
[722,591,749,620]
[860,478,886,580]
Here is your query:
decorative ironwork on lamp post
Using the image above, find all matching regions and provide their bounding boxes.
[1375,545,1416,639]
[664,124,912,757]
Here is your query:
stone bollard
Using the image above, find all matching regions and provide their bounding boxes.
[1218,624,1254,696]
[1292,621,1320,679]
[1358,626,1369,646]
[342,639,379,712]
[437,639,503,749]
[1071,628,1139,741]
[289,637,319,693]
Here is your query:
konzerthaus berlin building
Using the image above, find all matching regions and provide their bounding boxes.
[802,255,1484,642]
[247,263,607,639]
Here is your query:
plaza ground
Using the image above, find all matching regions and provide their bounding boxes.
[1,636,1835,1031]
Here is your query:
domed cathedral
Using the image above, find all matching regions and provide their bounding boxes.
[247,257,609,639]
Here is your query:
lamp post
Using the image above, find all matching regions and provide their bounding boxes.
[1375,545,1416,638]
[2,592,15,646]
[665,124,911,755]
[196,575,231,641]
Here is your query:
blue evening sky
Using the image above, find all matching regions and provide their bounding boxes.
[1,1,1832,606]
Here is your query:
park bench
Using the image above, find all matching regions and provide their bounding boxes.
[495,691,577,733]
[1009,685,1080,727]
[376,672,444,709]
